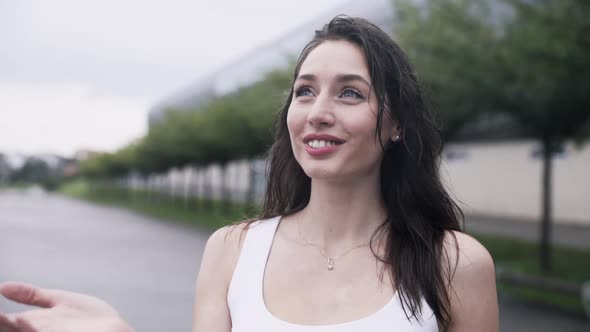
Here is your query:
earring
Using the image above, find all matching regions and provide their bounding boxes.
[392,135,400,142]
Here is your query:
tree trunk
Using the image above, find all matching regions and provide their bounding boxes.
[540,139,553,272]
[221,163,231,214]
[245,160,256,212]
[203,169,212,212]
[195,167,203,211]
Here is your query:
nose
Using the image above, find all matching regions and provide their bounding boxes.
[307,93,334,128]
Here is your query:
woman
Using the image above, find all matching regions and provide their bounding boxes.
[0,16,498,332]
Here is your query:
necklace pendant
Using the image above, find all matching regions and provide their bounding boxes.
[327,258,335,270]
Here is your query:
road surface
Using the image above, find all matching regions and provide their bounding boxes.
[1,189,588,331]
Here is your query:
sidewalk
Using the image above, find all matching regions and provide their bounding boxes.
[464,214,590,249]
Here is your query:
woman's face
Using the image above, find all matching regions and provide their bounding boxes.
[287,40,398,182]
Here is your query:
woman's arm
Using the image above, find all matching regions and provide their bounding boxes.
[0,282,133,332]
[192,225,244,332]
[445,231,499,332]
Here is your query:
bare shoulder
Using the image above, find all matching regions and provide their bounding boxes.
[442,230,495,276]
[201,222,251,285]
[442,231,499,332]
[206,223,250,254]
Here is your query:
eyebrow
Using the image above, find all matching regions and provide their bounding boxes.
[295,73,371,87]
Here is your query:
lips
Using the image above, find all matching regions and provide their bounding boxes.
[302,133,346,145]
[302,133,345,156]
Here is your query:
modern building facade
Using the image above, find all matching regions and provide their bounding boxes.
[148,0,395,128]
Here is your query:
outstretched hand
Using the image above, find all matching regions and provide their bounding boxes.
[0,282,133,332]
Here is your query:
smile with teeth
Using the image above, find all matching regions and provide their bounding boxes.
[307,140,340,149]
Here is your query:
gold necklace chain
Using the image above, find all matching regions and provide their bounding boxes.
[297,219,370,271]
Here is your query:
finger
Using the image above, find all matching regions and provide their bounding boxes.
[0,312,19,332]
[15,317,39,332]
[0,324,18,332]
[0,312,15,324]
[0,282,55,308]
[3,311,48,332]
[0,325,17,332]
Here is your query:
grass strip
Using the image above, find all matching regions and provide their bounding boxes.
[471,233,589,315]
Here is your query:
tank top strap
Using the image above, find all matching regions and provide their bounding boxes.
[227,216,281,321]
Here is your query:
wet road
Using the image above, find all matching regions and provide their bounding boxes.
[0,189,208,331]
[0,189,588,331]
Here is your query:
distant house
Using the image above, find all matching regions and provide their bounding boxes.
[74,149,100,162]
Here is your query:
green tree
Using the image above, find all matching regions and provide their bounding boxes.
[11,157,52,184]
[494,0,590,271]
[393,0,500,140]
[393,0,590,271]
[78,62,292,211]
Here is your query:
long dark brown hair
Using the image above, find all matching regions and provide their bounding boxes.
[252,16,463,329]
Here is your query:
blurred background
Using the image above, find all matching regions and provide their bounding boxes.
[1,0,589,331]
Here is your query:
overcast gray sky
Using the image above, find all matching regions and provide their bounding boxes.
[0,0,345,156]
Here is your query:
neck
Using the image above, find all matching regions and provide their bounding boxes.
[298,172,387,254]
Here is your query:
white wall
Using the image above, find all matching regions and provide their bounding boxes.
[442,140,590,225]
[126,140,589,226]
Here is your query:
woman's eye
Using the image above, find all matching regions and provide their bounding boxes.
[294,86,314,97]
[340,88,363,99]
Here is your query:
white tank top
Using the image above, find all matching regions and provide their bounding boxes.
[227,216,439,332]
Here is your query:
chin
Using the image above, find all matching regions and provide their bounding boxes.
[301,165,344,180]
